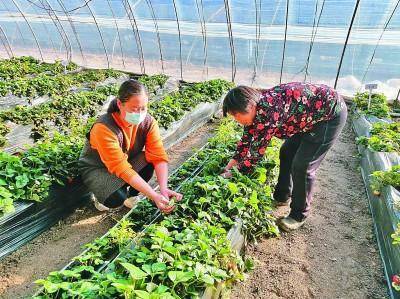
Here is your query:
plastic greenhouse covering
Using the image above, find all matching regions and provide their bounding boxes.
[0,0,398,98]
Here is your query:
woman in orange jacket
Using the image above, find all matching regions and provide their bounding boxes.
[79,79,182,212]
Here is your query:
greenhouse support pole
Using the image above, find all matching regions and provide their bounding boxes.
[56,0,86,65]
[86,1,110,68]
[361,0,400,85]
[145,0,165,73]
[172,0,183,80]
[195,0,208,78]
[123,0,146,74]
[106,0,126,68]
[10,0,44,61]
[40,0,73,62]
[334,0,361,89]
[0,25,14,58]
[224,0,236,82]
[279,0,289,84]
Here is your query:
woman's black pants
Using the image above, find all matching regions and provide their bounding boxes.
[103,163,154,208]
[273,102,348,221]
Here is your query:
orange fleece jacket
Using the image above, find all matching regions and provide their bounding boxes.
[89,112,168,184]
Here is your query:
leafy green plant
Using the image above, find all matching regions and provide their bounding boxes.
[357,122,400,153]
[0,69,122,98]
[138,74,169,95]
[391,224,400,292]
[150,79,234,129]
[0,123,9,147]
[370,165,400,195]
[392,99,400,113]
[35,120,282,298]
[353,92,391,119]
[0,151,52,214]
[0,56,78,80]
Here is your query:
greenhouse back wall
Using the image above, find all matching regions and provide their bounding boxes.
[0,0,399,97]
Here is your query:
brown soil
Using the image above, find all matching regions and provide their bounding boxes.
[0,120,218,299]
[231,120,388,298]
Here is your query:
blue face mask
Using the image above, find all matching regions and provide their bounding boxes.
[125,111,146,125]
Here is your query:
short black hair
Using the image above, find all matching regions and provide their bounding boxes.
[222,85,261,117]
[107,79,147,113]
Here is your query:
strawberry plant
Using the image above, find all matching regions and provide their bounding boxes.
[36,220,243,299]
[0,56,78,80]
[150,79,234,129]
[391,225,400,292]
[35,120,281,298]
[138,74,169,95]
[0,151,52,214]
[370,165,400,195]
[357,122,400,153]
[0,69,122,98]
[353,92,391,119]
[0,123,9,147]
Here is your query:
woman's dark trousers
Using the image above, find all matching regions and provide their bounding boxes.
[104,163,154,208]
[273,103,348,221]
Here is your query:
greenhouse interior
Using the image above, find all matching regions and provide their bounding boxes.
[0,0,399,298]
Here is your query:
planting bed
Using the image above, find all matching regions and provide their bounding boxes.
[0,57,232,261]
[352,91,400,298]
[34,120,281,298]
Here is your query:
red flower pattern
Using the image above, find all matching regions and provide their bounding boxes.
[233,82,341,174]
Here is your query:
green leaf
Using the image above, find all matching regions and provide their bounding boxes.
[167,271,194,284]
[121,262,148,280]
[227,182,238,195]
[152,262,167,274]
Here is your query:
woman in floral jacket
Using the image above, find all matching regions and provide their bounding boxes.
[221,82,347,231]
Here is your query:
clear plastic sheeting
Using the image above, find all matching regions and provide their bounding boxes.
[352,113,400,299]
[0,178,90,260]
[0,0,398,97]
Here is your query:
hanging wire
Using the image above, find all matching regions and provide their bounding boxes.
[56,0,86,65]
[27,2,59,60]
[0,1,29,52]
[279,0,290,84]
[302,0,326,82]
[106,0,126,68]
[26,0,94,14]
[171,0,183,80]
[31,0,69,59]
[195,0,208,78]
[223,0,236,82]
[85,0,110,68]
[9,0,44,61]
[145,0,165,73]
[334,0,361,89]
[38,0,72,61]
[260,0,283,77]
[361,0,400,85]
[0,25,14,58]
[123,0,145,74]
[251,0,262,85]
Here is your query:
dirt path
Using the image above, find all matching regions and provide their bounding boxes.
[0,120,218,299]
[231,119,387,298]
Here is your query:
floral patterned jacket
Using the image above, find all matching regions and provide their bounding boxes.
[233,82,343,174]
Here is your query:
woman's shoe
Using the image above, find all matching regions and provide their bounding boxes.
[278,216,305,232]
[91,193,110,212]
[123,196,138,209]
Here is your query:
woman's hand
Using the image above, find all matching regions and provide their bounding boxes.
[151,193,175,214]
[160,188,183,202]
[220,159,237,178]
[224,159,238,172]
[220,170,232,178]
